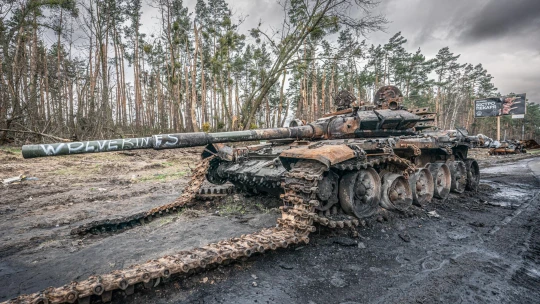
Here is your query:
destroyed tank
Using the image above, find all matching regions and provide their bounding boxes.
[14,85,481,304]
[22,85,481,217]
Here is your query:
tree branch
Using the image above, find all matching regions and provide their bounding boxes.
[0,129,70,142]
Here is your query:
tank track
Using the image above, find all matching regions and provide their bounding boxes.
[333,155,415,178]
[70,157,215,236]
[6,160,325,304]
[314,211,359,229]
[195,184,237,200]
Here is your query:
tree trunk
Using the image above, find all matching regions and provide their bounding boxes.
[321,69,326,114]
[189,23,200,132]
[277,70,286,127]
[329,64,335,109]
[134,20,141,128]
[184,62,192,131]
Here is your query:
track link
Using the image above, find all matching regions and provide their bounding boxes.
[195,184,237,200]
[6,160,325,304]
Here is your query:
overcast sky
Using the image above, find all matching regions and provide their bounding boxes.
[139,0,540,102]
[370,0,540,103]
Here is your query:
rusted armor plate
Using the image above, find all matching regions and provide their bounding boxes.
[280,144,356,167]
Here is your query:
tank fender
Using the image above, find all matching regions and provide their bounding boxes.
[279,144,356,169]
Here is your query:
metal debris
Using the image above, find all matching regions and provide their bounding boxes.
[427,211,441,218]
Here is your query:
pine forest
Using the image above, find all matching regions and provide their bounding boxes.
[1,0,538,144]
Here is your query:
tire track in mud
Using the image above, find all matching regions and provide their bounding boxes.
[488,191,540,235]
[511,207,540,292]
[511,159,540,292]
[0,234,59,259]
[0,187,72,206]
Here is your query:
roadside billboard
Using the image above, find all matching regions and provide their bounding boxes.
[474,98,500,118]
[474,93,526,118]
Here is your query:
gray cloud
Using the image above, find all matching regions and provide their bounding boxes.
[366,0,540,103]
[456,0,540,43]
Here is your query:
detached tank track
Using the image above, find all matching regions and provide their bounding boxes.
[70,157,215,236]
[7,161,325,304]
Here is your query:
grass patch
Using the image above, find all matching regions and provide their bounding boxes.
[218,197,246,216]
[138,170,188,182]
[218,203,245,216]
[0,146,22,155]
[145,216,176,228]
[527,149,540,155]
[178,208,204,218]
[90,164,103,173]
[158,217,175,226]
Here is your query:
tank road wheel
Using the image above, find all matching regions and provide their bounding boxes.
[426,163,451,199]
[449,161,467,193]
[465,159,480,191]
[316,171,340,211]
[410,168,434,206]
[206,159,227,185]
[338,168,381,218]
[380,172,413,211]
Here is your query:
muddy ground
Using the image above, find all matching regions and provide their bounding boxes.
[0,147,539,303]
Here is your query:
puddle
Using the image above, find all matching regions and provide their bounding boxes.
[482,181,529,205]
[421,258,445,271]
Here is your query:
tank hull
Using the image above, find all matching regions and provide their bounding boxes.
[206,132,475,218]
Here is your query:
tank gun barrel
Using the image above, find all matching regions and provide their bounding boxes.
[21,125,318,159]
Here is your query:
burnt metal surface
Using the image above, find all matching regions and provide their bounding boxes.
[333,90,357,110]
[280,144,356,168]
[374,85,403,109]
